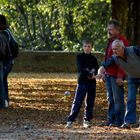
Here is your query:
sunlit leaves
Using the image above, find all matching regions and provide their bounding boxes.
[0,0,111,51]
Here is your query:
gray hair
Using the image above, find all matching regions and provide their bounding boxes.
[112,39,125,48]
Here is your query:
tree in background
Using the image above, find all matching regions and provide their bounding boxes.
[1,0,140,51]
[111,0,140,45]
[0,0,111,52]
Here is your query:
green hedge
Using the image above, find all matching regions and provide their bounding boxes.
[13,51,104,73]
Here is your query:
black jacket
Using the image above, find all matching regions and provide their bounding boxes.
[77,52,99,84]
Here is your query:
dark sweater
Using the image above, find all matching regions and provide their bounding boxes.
[77,52,99,84]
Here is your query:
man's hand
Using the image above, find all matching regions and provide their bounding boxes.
[98,66,106,75]
[116,77,124,86]
[95,66,106,79]
[95,74,103,79]
[95,74,105,82]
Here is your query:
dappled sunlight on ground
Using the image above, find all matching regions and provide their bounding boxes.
[0,73,140,139]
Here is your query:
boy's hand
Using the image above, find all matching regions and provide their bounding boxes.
[91,74,95,79]
[88,74,95,79]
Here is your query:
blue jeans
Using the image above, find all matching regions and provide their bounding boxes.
[0,61,5,107]
[124,77,140,124]
[105,75,124,125]
[67,82,96,122]
[3,59,13,102]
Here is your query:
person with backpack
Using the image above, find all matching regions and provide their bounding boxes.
[97,39,140,129]
[0,15,19,107]
[0,33,11,108]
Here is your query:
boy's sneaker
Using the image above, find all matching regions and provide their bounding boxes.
[5,100,9,107]
[65,121,73,128]
[83,120,91,128]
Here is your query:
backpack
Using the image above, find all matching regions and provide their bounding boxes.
[2,28,19,58]
[0,33,11,61]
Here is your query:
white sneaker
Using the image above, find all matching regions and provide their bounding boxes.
[65,121,73,128]
[83,120,91,128]
[5,100,9,107]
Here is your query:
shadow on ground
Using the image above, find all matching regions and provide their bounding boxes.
[0,73,140,140]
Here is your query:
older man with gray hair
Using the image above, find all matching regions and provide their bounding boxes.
[97,39,140,128]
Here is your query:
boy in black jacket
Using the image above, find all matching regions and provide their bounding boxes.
[66,39,99,128]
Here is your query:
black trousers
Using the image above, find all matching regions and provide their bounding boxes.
[67,82,96,122]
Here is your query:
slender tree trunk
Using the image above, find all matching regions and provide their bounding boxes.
[111,0,129,35]
[16,0,33,45]
[111,0,140,44]
[127,0,140,44]
[31,11,36,40]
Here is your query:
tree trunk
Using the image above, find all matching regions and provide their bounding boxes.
[127,0,140,45]
[16,0,33,46]
[111,0,129,35]
[111,0,140,45]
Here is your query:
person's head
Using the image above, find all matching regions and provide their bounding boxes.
[107,19,120,39]
[0,15,7,30]
[112,39,125,57]
[82,39,93,54]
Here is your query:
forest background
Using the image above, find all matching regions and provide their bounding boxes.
[1,0,139,52]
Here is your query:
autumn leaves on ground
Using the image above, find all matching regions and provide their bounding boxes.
[0,73,140,140]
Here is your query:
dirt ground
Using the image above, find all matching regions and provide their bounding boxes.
[0,73,140,140]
